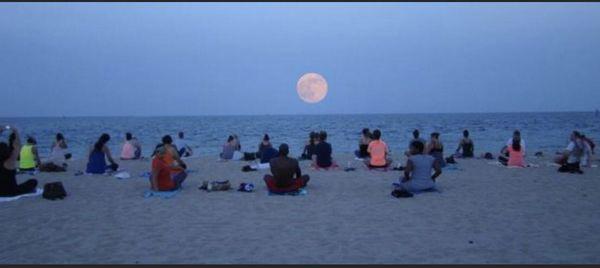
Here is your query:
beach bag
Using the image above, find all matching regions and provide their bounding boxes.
[43,181,67,200]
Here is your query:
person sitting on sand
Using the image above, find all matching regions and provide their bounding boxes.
[455,130,474,158]
[555,131,586,173]
[366,129,392,168]
[150,145,187,192]
[120,132,142,160]
[425,132,446,168]
[405,129,426,157]
[220,135,237,160]
[300,131,318,160]
[256,134,272,159]
[264,143,310,194]
[50,133,71,161]
[0,126,38,197]
[499,137,525,167]
[173,131,193,158]
[354,128,372,159]
[39,133,70,172]
[258,136,279,164]
[86,133,119,174]
[19,136,41,172]
[580,134,595,167]
[396,140,442,194]
[507,130,526,155]
[312,131,334,168]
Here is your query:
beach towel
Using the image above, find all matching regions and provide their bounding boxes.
[311,162,339,171]
[0,188,43,202]
[143,189,180,199]
[268,188,308,196]
[392,183,441,194]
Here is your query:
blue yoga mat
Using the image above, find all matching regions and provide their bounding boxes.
[143,189,180,199]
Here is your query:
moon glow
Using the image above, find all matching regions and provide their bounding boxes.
[296,73,328,104]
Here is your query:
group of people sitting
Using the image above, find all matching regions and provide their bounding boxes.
[1,124,596,198]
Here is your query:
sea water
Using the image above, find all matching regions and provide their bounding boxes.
[0,112,598,160]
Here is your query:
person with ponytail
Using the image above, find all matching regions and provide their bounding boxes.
[86,133,119,174]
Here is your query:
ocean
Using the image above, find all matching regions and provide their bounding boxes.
[0,112,598,160]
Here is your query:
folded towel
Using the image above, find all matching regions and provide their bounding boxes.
[143,190,180,199]
[0,188,44,202]
[114,171,131,179]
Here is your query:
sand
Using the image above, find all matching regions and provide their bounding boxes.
[1,153,599,264]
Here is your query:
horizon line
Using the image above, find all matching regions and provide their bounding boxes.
[0,109,597,118]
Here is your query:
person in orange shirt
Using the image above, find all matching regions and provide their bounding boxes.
[150,145,187,191]
[366,129,392,168]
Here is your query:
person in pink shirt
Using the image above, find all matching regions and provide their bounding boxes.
[501,138,525,167]
[366,129,392,168]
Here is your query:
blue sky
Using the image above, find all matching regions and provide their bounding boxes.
[1,3,599,116]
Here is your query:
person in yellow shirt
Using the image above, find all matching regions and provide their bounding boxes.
[19,136,41,171]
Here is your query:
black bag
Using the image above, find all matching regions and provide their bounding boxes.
[43,182,67,200]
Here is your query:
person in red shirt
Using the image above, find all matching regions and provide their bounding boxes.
[366,129,392,168]
[150,145,187,191]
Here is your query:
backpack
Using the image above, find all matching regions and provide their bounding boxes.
[43,182,67,200]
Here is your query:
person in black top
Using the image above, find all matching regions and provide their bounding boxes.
[264,143,310,193]
[300,131,318,160]
[312,131,333,168]
[455,129,474,158]
[0,126,38,197]
[354,128,372,159]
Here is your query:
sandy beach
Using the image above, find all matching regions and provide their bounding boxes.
[0,153,599,264]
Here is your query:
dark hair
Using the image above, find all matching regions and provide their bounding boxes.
[463,130,469,138]
[411,140,425,154]
[573,130,582,139]
[94,133,110,152]
[56,133,64,142]
[26,136,37,145]
[279,143,289,157]
[151,143,163,157]
[362,128,370,136]
[372,129,381,140]
[513,130,521,137]
[178,132,184,139]
[126,132,132,141]
[227,135,234,143]
[309,131,318,144]
[431,132,440,139]
[0,142,10,163]
[263,134,270,141]
[162,135,173,144]
[413,129,420,139]
[512,138,521,151]
[319,131,327,141]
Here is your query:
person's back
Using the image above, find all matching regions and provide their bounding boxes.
[86,147,107,174]
[368,140,387,166]
[461,138,474,158]
[507,146,525,167]
[270,156,300,188]
[19,144,36,170]
[221,143,235,160]
[151,155,175,191]
[315,141,332,167]
[121,141,136,159]
[408,154,436,190]
[260,146,278,164]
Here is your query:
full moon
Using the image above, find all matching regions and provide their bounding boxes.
[296,73,328,104]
